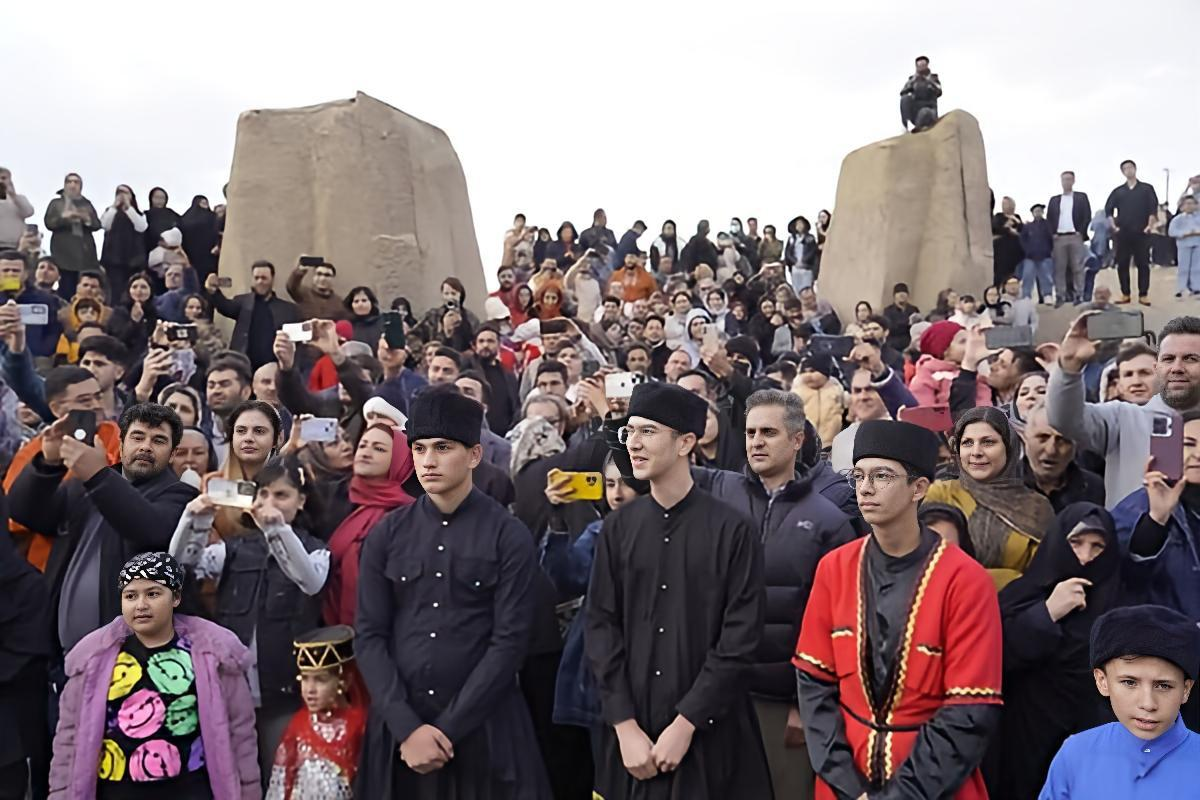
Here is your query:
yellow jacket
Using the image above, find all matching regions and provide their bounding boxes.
[923,479,1040,590]
[791,378,846,448]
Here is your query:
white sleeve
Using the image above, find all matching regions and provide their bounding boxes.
[100,206,118,231]
[168,509,215,568]
[261,521,329,595]
[196,542,227,582]
[511,317,540,343]
[126,207,148,232]
[575,330,606,364]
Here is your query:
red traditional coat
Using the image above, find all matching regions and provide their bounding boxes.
[793,536,1003,800]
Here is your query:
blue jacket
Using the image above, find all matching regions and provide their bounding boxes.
[1039,717,1200,799]
[615,228,641,265]
[0,344,51,423]
[1020,217,1055,260]
[14,288,63,358]
[541,520,601,729]
[1111,489,1200,622]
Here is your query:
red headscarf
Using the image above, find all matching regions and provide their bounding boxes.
[324,426,415,625]
[269,662,368,797]
[535,280,565,320]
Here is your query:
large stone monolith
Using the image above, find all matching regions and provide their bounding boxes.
[218,92,485,315]
[819,110,993,318]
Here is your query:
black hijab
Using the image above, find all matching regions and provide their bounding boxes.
[999,502,1121,665]
[994,503,1122,800]
[179,195,219,275]
[101,185,147,268]
[144,186,180,255]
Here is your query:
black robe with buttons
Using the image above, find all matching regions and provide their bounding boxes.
[586,484,773,799]
[353,488,552,799]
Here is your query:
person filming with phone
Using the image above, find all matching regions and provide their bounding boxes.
[7,402,196,657]
[1048,314,1200,507]
[287,255,346,320]
[0,167,35,251]
[205,259,300,370]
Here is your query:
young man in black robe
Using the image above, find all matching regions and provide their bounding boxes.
[354,386,552,799]
[586,381,772,799]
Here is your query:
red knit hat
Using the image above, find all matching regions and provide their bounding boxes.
[919,320,963,359]
[334,320,354,342]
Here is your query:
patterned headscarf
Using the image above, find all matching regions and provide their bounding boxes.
[118,552,184,593]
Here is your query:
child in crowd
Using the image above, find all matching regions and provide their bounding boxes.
[949,293,988,328]
[909,320,991,407]
[791,351,846,447]
[265,625,367,800]
[1039,605,1199,798]
[53,298,103,364]
[48,552,259,798]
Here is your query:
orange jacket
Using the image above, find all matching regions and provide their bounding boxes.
[4,420,122,570]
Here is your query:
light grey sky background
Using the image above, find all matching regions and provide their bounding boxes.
[6,0,1197,282]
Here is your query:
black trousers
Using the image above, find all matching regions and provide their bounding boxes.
[1114,232,1150,297]
[520,650,594,800]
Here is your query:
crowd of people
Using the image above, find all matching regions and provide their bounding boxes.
[0,157,1198,800]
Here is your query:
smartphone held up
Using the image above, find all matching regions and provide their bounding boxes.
[208,478,257,509]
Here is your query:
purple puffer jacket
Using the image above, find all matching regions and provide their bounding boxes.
[49,614,262,799]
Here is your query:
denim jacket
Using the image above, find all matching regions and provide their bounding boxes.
[540,519,602,729]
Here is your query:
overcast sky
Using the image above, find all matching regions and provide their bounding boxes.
[7,0,1197,275]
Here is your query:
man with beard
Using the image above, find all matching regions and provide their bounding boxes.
[488,266,521,319]
[586,381,771,799]
[1049,314,1200,506]
[641,315,671,378]
[467,324,519,435]
[796,420,1002,800]
[8,403,194,654]
[205,355,252,467]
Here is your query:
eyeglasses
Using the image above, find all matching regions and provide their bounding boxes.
[617,424,662,445]
[845,469,912,489]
